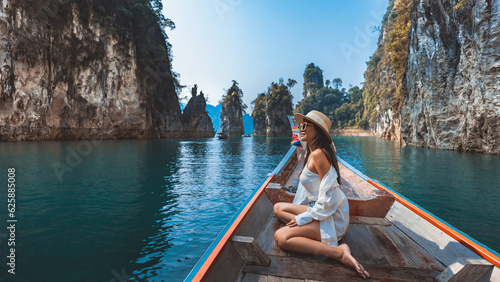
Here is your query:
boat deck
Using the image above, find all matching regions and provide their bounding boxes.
[238,211,445,282]
[192,146,499,282]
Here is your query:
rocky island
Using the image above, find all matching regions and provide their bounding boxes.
[0,0,212,141]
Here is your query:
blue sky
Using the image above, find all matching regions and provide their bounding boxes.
[162,0,389,109]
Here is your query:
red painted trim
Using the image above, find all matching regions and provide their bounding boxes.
[192,174,276,281]
[368,179,500,269]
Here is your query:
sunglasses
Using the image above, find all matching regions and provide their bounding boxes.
[299,122,310,131]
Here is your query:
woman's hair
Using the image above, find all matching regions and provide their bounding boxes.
[304,122,342,185]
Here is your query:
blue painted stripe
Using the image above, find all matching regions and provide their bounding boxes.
[337,156,500,259]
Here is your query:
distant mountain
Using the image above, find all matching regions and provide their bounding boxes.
[243,114,253,136]
[182,103,252,136]
[206,104,222,134]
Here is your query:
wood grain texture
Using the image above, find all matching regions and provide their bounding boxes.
[386,201,482,266]
[437,257,493,282]
[232,236,271,266]
[383,224,445,271]
[343,224,390,267]
[244,255,440,282]
[366,225,416,268]
[204,242,245,282]
[235,193,273,239]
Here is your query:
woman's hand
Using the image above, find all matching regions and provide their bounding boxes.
[286,217,298,227]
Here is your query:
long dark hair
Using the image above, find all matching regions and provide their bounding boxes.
[304,122,342,185]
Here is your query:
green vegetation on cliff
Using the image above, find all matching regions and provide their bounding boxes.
[303,63,324,98]
[220,80,246,136]
[295,83,364,129]
[362,0,411,126]
[252,78,295,136]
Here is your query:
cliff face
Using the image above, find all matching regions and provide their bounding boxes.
[182,86,214,137]
[303,63,324,98]
[362,0,403,140]
[220,81,245,137]
[402,0,500,154]
[0,0,185,141]
[252,93,267,136]
[253,81,293,137]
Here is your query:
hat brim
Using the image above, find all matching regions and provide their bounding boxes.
[293,113,333,145]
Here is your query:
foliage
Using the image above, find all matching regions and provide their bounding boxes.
[361,0,410,128]
[295,76,365,129]
[303,63,324,97]
[251,79,294,133]
[453,0,468,10]
[221,80,247,114]
[387,0,411,112]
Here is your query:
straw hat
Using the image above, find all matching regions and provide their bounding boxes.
[294,110,337,152]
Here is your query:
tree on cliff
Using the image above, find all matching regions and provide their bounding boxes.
[220,80,246,136]
[252,79,294,137]
[361,0,411,129]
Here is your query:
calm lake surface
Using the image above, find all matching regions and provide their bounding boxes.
[0,137,499,281]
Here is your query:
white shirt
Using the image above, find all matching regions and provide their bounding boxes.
[293,158,349,247]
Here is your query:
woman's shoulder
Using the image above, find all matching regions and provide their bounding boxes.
[311,149,328,165]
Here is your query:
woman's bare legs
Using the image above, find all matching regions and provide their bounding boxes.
[273,202,370,279]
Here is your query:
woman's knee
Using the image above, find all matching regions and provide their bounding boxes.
[273,202,285,216]
[274,228,289,249]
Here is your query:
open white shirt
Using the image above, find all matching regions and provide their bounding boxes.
[292,159,349,247]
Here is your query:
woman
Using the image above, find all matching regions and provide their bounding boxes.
[273,110,370,279]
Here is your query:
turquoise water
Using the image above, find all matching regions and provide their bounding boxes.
[0,137,499,281]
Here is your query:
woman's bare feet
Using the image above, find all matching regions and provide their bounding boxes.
[339,243,370,279]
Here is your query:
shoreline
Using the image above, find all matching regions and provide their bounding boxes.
[331,128,379,137]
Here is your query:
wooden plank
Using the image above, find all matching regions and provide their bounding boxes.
[244,254,441,282]
[235,193,274,239]
[240,273,268,282]
[204,242,245,282]
[350,216,391,226]
[343,224,390,267]
[266,275,304,282]
[478,266,500,282]
[366,225,416,268]
[384,224,445,271]
[437,257,493,282]
[232,236,271,266]
[257,215,289,257]
[338,161,376,198]
[386,201,483,267]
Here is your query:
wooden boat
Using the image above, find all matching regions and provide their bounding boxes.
[185,144,500,281]
[218,133,229,139]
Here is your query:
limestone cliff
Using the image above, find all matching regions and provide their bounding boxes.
[401,0,500,154]
[220,80,245,137]
[252,93,267,136]
[303,63,324,98]
[252,80,293,137]
[0,0,186,141]
[365,0,500,154]
[362,0,403,140]
[182,85,214,137]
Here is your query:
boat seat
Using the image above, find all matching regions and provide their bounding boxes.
[232,235,271,267]
[437,257,493,282]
